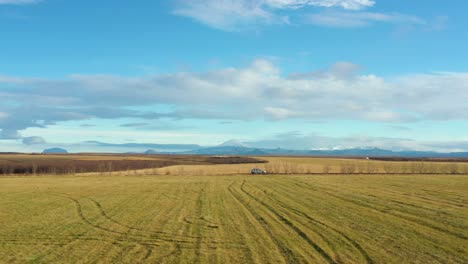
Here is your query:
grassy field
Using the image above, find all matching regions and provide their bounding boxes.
[157,156,468,176]
[0,165,466,263]
[0,154,263,175]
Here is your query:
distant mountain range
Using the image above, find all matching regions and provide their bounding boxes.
[39,140,468,157]
[181,146,468,157]
[184,146,268,155]
[142,141,468,158]
[42,148,68,154]
[83,141,201,151]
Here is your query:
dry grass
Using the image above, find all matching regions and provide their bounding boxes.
[0,156,467,263]
[3,154,467,176]
[153,157,468,176]
[0,154,263,175]
[0,159,467,263]
[262,157,468,174]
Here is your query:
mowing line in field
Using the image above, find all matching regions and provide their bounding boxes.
[48,193,160,262]
[214,183,256,263]
[240,180,337,264]
[48,191,217,263]
[275,178,467,263]
[244,179,376,264]
[154,243,182,264]
[83,195,205,241]
[1,173,466,263]
[227,181,301,264]
[291,179,468,240]
[251,182,375,264]
[280,178,466,261]
[193,183,206,264]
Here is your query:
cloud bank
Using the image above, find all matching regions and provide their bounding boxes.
[1,59,468,140]
[246,132,468,153]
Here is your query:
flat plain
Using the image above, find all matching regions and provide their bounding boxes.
[0,157,467,263]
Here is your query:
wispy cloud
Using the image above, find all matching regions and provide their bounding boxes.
[80,124,96,128]
[265,0,375,10]
[120,123,149,128]
[305,11,425,28]
[173,0,278,31]
[0,0,39,4]
[173,0,375,30]
[22,136,46,145]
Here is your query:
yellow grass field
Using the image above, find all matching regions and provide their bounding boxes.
[0,158,467,263]
[158,156,468,176]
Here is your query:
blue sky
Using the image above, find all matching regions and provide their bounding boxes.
[1,0,468,153]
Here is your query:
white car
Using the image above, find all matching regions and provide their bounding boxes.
[251,168,267,175]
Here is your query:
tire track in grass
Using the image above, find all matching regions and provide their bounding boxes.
[155,183,240,262]
[193,184,205,264]
[183,216,220,229]
[86,196,204,240]
[155,243,181,264]
[25,230,91,263]
[283,179,467,262]
[113,244,139,263]
[141,243,154,263]
[96,183,224,262]
[44,193,151,262]
[227,181,301,264]
[50,193,138,237]
[251,184,343,260]
[303,180,466,230]
[260,184,375,264]
[240,180,337,264]
[293,180,468,240]
[147,185,191,263]
[12,192,97,263]
[48,192,210,263]
[220,184,255,264]
[192,182,221,264]
[258,179,375,264]
[19,234,146,263]
[364,187,465,210]
[51,191,221,263]
[386,199,467,230]
[72,191,221,245]
[92,190,155,263]
[53,193,158,262]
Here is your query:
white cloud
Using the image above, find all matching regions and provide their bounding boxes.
[0,112,9,119]
[246,133,468,152]
[173,0,275,31]
[173,0,375,30]
[306,11,425,27]
[289,61,361,79]
[0,0,38,4]
[120,123,149,128]
[22,136,46,145]
[260,0,374,10]
[264,107,301,120]
[1,59,468,139]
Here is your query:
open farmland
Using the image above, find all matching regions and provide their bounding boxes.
[0,154,264,175]
[157,156,468,176]
[0,158,467,264]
